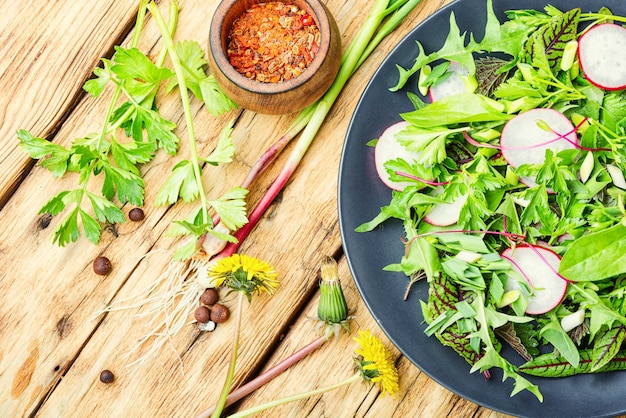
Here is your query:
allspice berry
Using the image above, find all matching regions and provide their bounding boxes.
[129,207,145,222]
[194,306,211,323]
[93,256,112,276]
[100,369,115,384]
[210,303,230,324]
[200,288,219,306]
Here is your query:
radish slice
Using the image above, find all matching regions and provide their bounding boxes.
[423,191,468,226]
[578,23,626,90]
[429,62,476,102]
[500,108,578,188]
[502,245,567,315]
[374,121,422,190]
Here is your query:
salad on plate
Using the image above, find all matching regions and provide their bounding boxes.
[358,0,626,401]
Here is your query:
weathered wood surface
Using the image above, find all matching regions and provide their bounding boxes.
[0,0,515,417]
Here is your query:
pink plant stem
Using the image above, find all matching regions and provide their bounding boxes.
[217,102,328,259]
[219,163,297,258]
[205,111,312,235]
[241,113,312,189]
[195,335,327,418]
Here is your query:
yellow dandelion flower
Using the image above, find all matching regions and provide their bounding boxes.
[208,254,278,300]
[354,330,399,398]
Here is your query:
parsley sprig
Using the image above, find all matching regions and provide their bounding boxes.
[18,1,240,254]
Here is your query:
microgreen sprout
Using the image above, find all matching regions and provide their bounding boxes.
[393,172,449,186]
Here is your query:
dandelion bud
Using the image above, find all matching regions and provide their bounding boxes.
[317,256,350,339]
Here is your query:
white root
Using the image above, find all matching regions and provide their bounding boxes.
[94,251,217,372]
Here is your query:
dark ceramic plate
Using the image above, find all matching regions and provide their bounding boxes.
[338,1,626,417]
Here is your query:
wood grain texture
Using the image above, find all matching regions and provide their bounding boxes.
[0,0,141,209]
[0,0,521,417]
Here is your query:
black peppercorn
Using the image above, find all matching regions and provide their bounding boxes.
[93,256,112,276]
[100,369,115,384]
[129,207,145,222]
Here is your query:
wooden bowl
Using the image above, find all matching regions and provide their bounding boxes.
[208,0,342,115]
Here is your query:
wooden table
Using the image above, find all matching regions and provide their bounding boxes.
[0,0,509,416]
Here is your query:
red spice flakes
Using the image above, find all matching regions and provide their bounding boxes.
[227,2,321,83]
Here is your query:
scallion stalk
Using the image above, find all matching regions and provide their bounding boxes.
[214,0,422,259]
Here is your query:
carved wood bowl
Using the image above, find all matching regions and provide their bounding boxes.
[208,0,342,115]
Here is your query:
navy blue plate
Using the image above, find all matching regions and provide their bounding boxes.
[338,1,626,417]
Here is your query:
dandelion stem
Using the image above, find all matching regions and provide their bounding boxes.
[195,335,327,418]
[227,373,361,418]
[212,292,245,418]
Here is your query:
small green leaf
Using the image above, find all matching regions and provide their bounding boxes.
[560,224,626,281]
[52,208,80,247]
[154,160,199,205]
[18,129,72,177]
[83,60,113,98]
[101,163,145,205]
[80,209,102,244]
[203,119,235,165]
[86,192,125,224]
[209,187,249,231]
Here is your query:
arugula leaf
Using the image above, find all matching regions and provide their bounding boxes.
[385,236,441,282]
[392,0,531,91]
[539,317,579,367]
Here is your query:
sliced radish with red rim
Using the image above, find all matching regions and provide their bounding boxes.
[423,188,468,226]
[578,23,626,91]
[500,108,578,188]
[374,121,423,190]
[502,245,567,315]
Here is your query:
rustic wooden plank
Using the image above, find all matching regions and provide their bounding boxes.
[1,0,351,415]
[0,0,142,209]
[0,0,521,417]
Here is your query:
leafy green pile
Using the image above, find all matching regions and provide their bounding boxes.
[359,0,626,400]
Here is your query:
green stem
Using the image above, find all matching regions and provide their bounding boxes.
[212,292,245,418]
[227,373,361,418]
[95,0,149,152]
[195,335,327,418]
[148,1,210,224]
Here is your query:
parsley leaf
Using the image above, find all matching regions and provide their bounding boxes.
[17,130,71,177]
[209,187,249,231]
[166,40,237,116]
[155,160,199,205]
